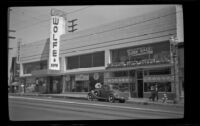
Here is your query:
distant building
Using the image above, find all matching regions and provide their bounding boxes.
[19,6,184,101]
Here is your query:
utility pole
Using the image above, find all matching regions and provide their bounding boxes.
[68,19,78,32]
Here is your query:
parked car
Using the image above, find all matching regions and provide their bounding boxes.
[87,84,129,103]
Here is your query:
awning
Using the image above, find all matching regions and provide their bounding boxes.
[31,69,62,77]
[106,64,172,72]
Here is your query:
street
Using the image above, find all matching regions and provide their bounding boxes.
[9,95,184,120]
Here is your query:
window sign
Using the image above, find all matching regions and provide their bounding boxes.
[75,74,89,81]
[93,73,99,80]
[127,47,153,57]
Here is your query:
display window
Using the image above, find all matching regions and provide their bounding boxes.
[109,83,130,93]
[144,82,171,92]
[110,41,170,67]
[66,73,104,92]
[23,60,47,74]
[66,51,105,70]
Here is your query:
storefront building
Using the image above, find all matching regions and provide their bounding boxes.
[19,6,184,101]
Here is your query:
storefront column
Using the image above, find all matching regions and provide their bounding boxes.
[46,77,50,93]
[105,49,111,67]
[62,75,66,93]
[60,56,66,72]
[20,63,23,76]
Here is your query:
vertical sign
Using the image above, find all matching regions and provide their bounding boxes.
[49,15,65,70]
[16,39,21,64]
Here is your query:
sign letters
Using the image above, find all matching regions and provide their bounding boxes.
[49,16,65,70]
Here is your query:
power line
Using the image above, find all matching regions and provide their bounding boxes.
[16,6,91,31]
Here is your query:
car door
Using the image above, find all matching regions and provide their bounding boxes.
[101,85,111,98]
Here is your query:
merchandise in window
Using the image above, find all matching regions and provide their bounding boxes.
[144,82,171,92]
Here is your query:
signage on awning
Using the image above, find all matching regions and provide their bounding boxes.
[75,74,89,81]
[104,77,134,83]
[31,69,61,77]
[143,75,173,82]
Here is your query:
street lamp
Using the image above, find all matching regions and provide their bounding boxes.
[169,36,179,103]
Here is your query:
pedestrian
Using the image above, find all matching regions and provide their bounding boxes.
[149,85,155,101]
[155,83,159,101]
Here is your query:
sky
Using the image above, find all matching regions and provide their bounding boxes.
[8,5,175,52]
[8,5,175,74]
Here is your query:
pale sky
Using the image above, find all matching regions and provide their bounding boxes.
[8,5,177,80]
[8,5,175,59]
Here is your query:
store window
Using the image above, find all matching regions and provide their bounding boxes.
[67,56,79,69]
[113,71,128,77]
[111,41,170,65]
[92,51,104,67]
[23,60,47,74]
[148,68,171,75]
[67,51,105,70]
[144,82,171,92]
[109,83,129,93]
[74,81,89,92]
[80,54,92,68]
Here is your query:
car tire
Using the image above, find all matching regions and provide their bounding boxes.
[108,95,115,103]
[119,99,125,103]
[87,94,93,101]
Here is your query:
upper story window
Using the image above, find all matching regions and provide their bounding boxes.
[66,51,105,70]
[111,41,170,64]
[23,60,47,74]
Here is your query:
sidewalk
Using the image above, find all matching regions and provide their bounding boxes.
[9,92,184,107]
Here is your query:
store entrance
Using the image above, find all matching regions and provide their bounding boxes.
[49,76,62,93]
[136,70,143,98]
[137,80,143,98]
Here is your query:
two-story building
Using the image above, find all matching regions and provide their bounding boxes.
[19,5,184,100]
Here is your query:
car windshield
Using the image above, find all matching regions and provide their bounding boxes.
[102,85,110,90]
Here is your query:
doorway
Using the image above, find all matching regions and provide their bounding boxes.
[137,80,143,98]
[136,70,143,98]
[49,76,62,93]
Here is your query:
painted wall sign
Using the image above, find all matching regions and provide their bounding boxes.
[49,15,65,70]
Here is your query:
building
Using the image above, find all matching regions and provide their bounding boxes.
[19,6,184,101]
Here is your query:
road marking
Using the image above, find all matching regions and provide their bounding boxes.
[9,96,183,115]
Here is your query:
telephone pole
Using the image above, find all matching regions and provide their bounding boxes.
[68,19,78,32]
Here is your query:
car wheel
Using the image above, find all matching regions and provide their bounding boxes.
[87,94,93,101]
[119,99,125,103]
[108,95,115,103]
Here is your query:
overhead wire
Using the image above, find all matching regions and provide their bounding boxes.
[16,6,91,31]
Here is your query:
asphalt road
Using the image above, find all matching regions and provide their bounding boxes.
[9,96,184,120]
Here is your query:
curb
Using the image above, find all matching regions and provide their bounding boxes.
[9,93,184,107]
